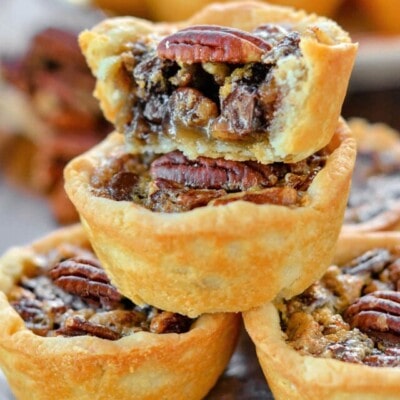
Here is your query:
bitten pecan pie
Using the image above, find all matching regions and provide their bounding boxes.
[244,233,400,400]
[79,1,357,163]
[0,225,240,400]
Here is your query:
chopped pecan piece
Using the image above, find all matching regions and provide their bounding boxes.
[157,25,271,64]
[49,257,122,308]
[149,311,193,334]
[150,150,277,191]
[344,291,400,339]
[211,186,300,207]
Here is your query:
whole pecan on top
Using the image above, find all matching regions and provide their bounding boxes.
[157,25,271,64]
[344,291,400,339]
[150,150,278,191]
[49,257,122,309]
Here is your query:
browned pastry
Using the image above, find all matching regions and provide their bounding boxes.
[244,232,400,400]
[64,118,356,317]
[0,28,111,224]
[79,1,357,164]
[0,224,240,400]
[343,118,400,233]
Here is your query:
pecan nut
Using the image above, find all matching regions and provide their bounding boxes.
[157,25,271,64]
[49,257,122,308]
[344,291,400,337]
[150,150,277,191]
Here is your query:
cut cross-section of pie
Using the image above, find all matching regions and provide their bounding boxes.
[79,1,357,163]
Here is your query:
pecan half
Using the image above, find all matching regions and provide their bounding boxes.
[49,257,122,308]
[57,315,121,340]
[157,25,271,64]
[150,150,277,191]
[344,291,400,339]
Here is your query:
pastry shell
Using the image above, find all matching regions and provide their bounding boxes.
[79,1,357,164]
[243,231,400,400]
[64,118,356,317]
[0,225,240,400]
[343,118,400,233]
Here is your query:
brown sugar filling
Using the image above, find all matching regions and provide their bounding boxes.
[345,149,400,224]
[279,247,400,367]
[120,24,300,145]
[9,244,193,340]
[90,147,328,212]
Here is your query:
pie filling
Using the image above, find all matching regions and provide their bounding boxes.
[90,147,328,212]
[120,24,300,146]
[345,149,400,224]
[279,247,400,367]
[9,244,193,340]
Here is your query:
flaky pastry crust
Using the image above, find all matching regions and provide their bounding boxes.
[0,225,240,400]
[79,1,357,163]
[64,119,356,317]
[243,232,400,400]
[343,118,400,233]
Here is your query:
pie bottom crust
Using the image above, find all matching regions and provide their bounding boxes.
[243,232,400,400]
[64,118,356,317]
[0,225,240,400]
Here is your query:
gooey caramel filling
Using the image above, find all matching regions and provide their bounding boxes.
[279,247,400,367]
[9,244,193,339]
[120,24,300,146]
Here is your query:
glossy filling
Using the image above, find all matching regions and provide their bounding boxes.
[9,243,193,339]
[90,147,328,212]
[345,149,400,224]
[121,24,300,146]
[279,247,400,367]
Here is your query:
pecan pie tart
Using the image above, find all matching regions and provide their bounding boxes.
[79,1,357,164]
[343,118,400,233]
[244,232,400,400]
[0,225,239,400]
[64,118,356,317]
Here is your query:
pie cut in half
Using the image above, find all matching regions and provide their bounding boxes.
[79,1,357,164]
[244,231,400,400]
[64,118,356,317]
[343,118,400,233]
[0,225,239,400]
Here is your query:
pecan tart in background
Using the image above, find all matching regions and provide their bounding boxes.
[78,0,357,164]
[0,28,111,224]
[0,224,239,400]
[244,232,400,400]
[64,118,356,317]
[343,118,400,233]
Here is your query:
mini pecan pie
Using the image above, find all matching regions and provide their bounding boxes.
[0,225,239,400]
[79,1,357,164]
[64,119,356,316]
[343,118,400,233]
[0,28,111,224]
[244,232,400,400]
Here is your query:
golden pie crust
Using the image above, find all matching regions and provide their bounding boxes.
[0,225,240,400]
[64,118,356,317]
[243,231,400,400]
[343,118,400,233]
[79,1,357,164]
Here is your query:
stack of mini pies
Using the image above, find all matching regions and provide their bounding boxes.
[0,2,367,399]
